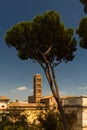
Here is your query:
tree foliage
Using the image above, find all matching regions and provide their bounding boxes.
[38,109,77,130]
[0,109,29,130]
[76,17,87,49]
[0,108,41,130]
[80,0,87,14]
[38,110,63,130]
[5,10,76,64]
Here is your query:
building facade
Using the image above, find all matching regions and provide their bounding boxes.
[64,96,87,130]
[28,74,42,103]
[33,74,42,103]
[28,74,57,108]
[1,74,87,130]
[0,96,10,110]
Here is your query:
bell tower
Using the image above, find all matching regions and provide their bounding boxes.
[33,74,42,103]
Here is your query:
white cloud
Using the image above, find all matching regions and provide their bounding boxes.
[78,86,87,90]
[17,86,28,91]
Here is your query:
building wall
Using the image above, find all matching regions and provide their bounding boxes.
[33,74,42,103]
[40,95,57,109]
[82,98,87,106]
[82,108,87,130]
[64,97,82,106]
[28,96,34,103]
[0,103,8,110]
[28,74,42,103]
[64,96,87,130]
[0,97,10,110]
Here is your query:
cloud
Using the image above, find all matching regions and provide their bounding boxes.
[78,86,87,90]
[17,86,28,91]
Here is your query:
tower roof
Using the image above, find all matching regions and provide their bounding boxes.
[36,73,41,75]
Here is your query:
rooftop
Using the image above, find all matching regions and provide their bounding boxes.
[0,96,10,101]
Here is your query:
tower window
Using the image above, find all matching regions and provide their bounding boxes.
[37,89,41,93]
[36,78,41,82]
[1,105,5,107]
[36,84,41,87]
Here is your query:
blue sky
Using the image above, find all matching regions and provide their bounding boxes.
[0,0,87,101]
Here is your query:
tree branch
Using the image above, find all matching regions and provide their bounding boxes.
[44,45,53,55]
[46,64,58,100]
[51,66,60,98]
[52,60,62,68]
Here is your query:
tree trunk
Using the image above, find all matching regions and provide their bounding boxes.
[43,65,69,130]
[38,60,69,129]
[56,96,69,130]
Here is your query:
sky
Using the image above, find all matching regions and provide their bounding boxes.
[0,0,87,101]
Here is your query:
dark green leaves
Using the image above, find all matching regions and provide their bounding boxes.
[80,0,87,14]
[76,17,87,49]
[5,21,31,49]
[5,10,77,65]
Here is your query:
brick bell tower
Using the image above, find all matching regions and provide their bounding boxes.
[33,74,42,103]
